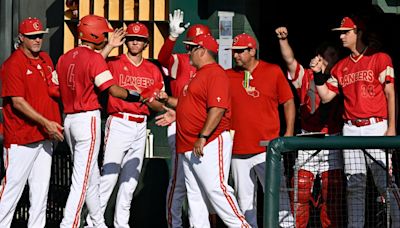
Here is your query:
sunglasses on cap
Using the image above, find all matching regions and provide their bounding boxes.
[185,44,202,52]
[232,48,251,54]
[23,34,44,40]
[125,36,148,43]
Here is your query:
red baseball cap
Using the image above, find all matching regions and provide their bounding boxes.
[332,17,357,31]
[186,24,211,41]
[183,34,219,53]
[126,22,149,39]
[19,17,49,35]
[229,33,257,50]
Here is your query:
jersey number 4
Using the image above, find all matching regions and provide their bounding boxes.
[67,64,76,90]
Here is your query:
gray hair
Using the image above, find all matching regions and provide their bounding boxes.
[13,35,21,50]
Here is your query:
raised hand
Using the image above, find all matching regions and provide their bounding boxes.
[169,9,189,38]
[108,27,126,48]
[309,55,324,73]
[275,27,288,40]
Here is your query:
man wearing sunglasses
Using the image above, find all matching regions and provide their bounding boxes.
[226,33,295,228]
[85,22,164,228]
[157,9,212,228]
[0,17,63,228]
[158,33,250,228]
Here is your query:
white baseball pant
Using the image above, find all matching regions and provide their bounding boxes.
[97,113,146,228]
[60,110,106,228]
[296,132,343,174]
[182,131,250,228]
[231,152,295,228]
[166,122,187,228]
[343,120,400,228]
[0,140,53,228]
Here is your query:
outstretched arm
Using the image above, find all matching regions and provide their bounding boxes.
[107,84,144,103]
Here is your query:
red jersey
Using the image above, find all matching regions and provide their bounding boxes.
[289,63,343,134]
[1,48,61,147]
[176,63,231,153]
[227,61,293,155]
[106,54,164,115]
[57,46,115,114]
[327,48,394,120]
[158,37,196,97]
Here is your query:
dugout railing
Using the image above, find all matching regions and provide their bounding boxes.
[262,136,400,228]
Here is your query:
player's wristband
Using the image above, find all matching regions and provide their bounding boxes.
[125,89,141,102]
[198,133,210,140]
[314,72,331,86]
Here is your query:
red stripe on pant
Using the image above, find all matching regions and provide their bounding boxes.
[72,117,97,228]
[217,135,249,228]
[0,148,9,200]
[167,153,179,227]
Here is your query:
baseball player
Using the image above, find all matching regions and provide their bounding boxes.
[312,16,400,227]
[157,9,211,228]
[86,22,164,228]
[57,15,146,228]
[225,33,295,228]
[157,34,250,228]
[0,17,63,228]
[275,27,345,228]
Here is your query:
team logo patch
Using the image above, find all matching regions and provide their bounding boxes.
[195,27,201,36]
[233,37,239,45]
[133,25,140,34]
[33,22,40,31]
[216,97,221,102]
[243,85,260,98]
[124,66,129,71]
[340,18,346,27]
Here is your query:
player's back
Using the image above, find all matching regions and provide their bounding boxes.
[57,46,110,114]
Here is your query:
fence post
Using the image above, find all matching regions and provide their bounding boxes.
[263,138,284,228]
